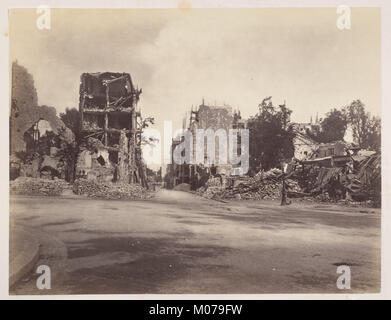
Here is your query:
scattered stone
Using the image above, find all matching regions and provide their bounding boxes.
[72,179,152,200]
[197,168,293,201]
[10,177,69,196]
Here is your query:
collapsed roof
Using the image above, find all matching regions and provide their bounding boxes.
[80,72,141,110]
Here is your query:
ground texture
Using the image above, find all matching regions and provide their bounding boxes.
[10,189,380,294]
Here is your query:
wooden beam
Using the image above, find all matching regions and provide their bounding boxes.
[105,146,120,152]
[102,74,128,85]
[104,85,109,146]
[106,128,130,134]
[82,108,132,114]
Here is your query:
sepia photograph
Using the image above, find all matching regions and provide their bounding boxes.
[7,6,383,296]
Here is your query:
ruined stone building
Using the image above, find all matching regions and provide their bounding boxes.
[189,102,234,174]
[291,127,319,161]
[290,116,323,161]
[166,100,246,189]
[291,115,351,165]
[10,62,75,181]
[77,72,145,185]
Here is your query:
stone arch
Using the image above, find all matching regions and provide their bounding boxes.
[10,105,75,153]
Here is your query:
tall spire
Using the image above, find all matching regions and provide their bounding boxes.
[310,115,313,124]
[315,112,319,124]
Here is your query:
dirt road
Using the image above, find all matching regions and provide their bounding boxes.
[10,189,381,294]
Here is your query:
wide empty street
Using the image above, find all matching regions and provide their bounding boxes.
[10,190,381,294]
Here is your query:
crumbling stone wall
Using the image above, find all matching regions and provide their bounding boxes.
[117,131,130,183]
[197,104,234,131]
[190,104,234,175]
[11,61,38,112]
[292,130,318,161]
[10,104,75,153]
[170,103,237,187]
[10,62,76,181]
[75,138,115,182]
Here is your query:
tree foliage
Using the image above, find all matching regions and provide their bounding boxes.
[59,108,82,182]
[343,100,381,151]
[308,108,347,143]
[59,108,81,142]
[247,97,295,172]
[140,116,159,147]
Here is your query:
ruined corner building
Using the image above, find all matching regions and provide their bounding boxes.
[76,72,146,185]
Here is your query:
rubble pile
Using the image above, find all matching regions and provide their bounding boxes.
[197,177,224,199]
[225,168,284,200]
[73,179,152,200]
[229,180,282,200]
[197,168,302,201]
[285,153,381,207]
[344,153,381,206]
[10,177,69,196]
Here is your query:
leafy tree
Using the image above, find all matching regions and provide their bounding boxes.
[59,108,81,142]
[142,116,155,129]
[55,127,79,182]
[344,100,381,150]
[141,116,159,147]
[247,97,295,171]
[59,108,82,182]
[308,108,347,143]
[365,116,381,151]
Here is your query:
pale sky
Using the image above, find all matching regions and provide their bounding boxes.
[10,8,381,135]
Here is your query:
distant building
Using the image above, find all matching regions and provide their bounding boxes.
[292,111,347,161]
[166,100,246,189]
[188,102,235,175]
[291,114,322,161]
[291,128,319,161]
[315,141,346,158]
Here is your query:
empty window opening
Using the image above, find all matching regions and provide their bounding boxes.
[97,155,106,166]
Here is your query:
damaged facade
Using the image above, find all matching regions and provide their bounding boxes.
[291,127,319,161]
[291,120,348,163]
[10,62,76,181]
[291,120,321,161]
[166,101,246,189]
[76,72,147,186]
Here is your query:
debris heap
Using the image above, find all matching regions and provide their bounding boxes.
[198,168,301,201]
[73,179,152,200]
[10,177,70,196]
[197,176,224,199]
